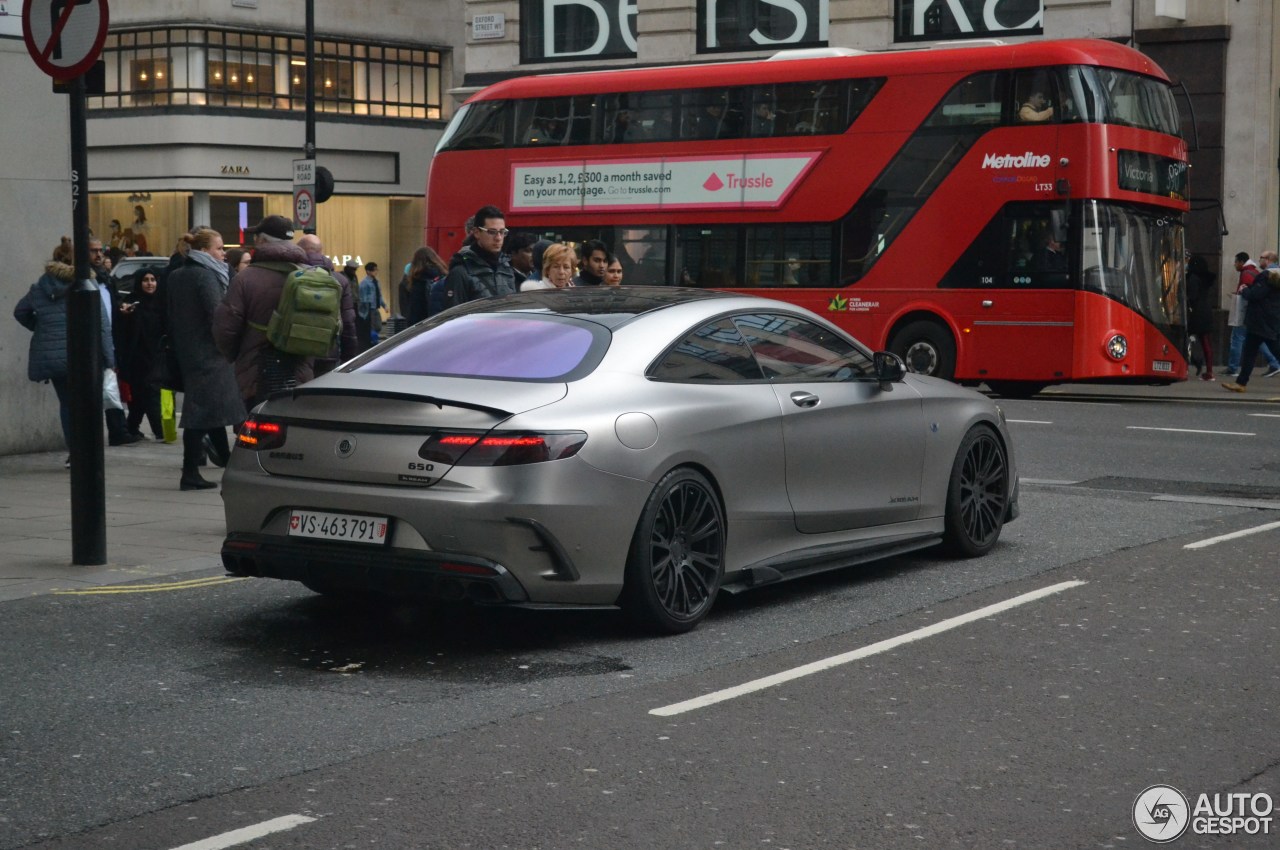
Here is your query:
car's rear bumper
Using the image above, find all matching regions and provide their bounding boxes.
[222,532,536,604]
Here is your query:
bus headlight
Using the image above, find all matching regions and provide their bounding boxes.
[1104,334,1128,361]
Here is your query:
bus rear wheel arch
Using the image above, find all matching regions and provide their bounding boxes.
[888,318,956,381]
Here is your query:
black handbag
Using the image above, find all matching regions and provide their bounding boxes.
[149,334,184,393]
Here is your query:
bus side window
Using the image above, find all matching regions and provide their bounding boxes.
[925,72,1005,128]
[1013,70,1059,125]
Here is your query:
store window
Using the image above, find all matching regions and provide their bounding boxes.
[89,27,444,120]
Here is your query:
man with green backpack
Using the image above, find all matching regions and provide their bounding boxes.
[213,215,355,410]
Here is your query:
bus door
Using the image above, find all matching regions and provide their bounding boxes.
[947,202,1077,382]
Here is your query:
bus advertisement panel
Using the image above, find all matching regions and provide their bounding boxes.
[426,39,1190,396]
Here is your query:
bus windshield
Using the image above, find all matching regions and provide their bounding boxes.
[1079,200,1185,348]
[1064,67,1180,135]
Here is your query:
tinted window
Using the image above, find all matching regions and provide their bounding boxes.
[941,203,1071,289]
[354,314,607,381]
[733,313,873,380]
[514,95,596,147]
[435,100,508,152]
[650,318,764,382]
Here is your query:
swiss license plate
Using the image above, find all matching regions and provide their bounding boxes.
[288,510,389,545]
[1152,360,1173,372]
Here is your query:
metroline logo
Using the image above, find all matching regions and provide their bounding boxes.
[981,152,1052,169]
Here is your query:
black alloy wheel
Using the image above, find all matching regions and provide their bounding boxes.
[941,425,1008,557]
[622,468,725,634]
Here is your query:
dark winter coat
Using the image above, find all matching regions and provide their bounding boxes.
[167,256,245,429]
[14,262,114,382]
[117,278,167,388]
[1242,269,1280,341]
[1185,265,1216,336]
[442,245,517,307]
[213,240,317,402]
[406,269,446,323]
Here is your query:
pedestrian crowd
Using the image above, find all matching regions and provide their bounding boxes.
[14,204,634,487]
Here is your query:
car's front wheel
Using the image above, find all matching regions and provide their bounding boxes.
[622,468,725,634]
[941,425,1009,557]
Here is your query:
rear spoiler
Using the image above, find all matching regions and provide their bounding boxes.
[272,386,513,419]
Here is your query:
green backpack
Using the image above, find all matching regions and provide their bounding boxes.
[249,263,344,357]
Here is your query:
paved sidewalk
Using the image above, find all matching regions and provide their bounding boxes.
[0,377,1276,603]
[0,438,227,602]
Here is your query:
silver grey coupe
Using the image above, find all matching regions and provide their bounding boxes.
[221,287,1018,633]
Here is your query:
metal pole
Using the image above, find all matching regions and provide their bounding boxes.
[304,0,317,233]
[67,74,107,565]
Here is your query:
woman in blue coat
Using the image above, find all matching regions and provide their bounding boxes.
[14,238,114,463]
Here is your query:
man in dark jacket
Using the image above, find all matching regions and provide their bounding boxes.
[573,239,609,287]
[1222,267,1280,392]
[442,205,517,308]
[214,215,329,409]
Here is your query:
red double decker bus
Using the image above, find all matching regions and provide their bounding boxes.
[426,39,1189,396]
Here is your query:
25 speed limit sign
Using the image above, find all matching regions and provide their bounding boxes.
[293,187,315,230]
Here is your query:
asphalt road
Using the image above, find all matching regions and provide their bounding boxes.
[2,393,1277,850]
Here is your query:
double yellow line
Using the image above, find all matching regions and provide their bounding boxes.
[54,576,245,595]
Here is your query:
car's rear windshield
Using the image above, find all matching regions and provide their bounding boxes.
[349,313,610,381]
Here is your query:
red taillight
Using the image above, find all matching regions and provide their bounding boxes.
[237,417,287,451]
[420,431,586,466]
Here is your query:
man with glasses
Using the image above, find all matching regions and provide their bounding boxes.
[442,205,517,308]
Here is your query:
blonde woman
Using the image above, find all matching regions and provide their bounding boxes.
[522,242,576,290]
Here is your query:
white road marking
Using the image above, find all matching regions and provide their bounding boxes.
[170,815,316,850]
[1154,495,1280,511]
[650,581,1087,717]
[1247,413,1280,418]
[1019,478,1080,486]
[1125,426,1255,436]
[1007,419,1053,424]
[1183,520,1280,550]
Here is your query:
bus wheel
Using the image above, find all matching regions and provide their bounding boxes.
[889,320,956,380]
[985,381,1048,399]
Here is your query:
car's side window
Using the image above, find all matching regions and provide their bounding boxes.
[649,318,764,382]
[732,313,874,381]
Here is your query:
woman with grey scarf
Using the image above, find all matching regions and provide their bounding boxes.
[167,228,245,490]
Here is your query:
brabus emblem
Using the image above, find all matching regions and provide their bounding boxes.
[335,436,356,458]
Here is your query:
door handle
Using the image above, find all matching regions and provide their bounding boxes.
[981,300,994,308]
[790,391,820,408]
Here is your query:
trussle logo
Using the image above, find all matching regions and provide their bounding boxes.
[702,172,776,191]
[981,152,1052,169]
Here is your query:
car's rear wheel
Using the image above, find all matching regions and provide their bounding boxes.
[622,468,725,634]
[941,425,1008,557]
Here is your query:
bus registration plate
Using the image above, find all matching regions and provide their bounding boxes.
[1152,360,1173,372]
[289,510,389,545]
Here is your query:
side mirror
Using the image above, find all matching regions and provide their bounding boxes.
[873,351,906,391]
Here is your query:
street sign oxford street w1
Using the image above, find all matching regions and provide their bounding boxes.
[22,0,108,81]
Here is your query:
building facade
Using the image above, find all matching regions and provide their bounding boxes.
[2,0,464,456]
[459,0,1280,307]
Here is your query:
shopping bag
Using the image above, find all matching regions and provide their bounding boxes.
[103,369,124,411]
[160,388,179,444]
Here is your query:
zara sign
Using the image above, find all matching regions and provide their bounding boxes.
[519,0,830,62]
[895,0,1043,42]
